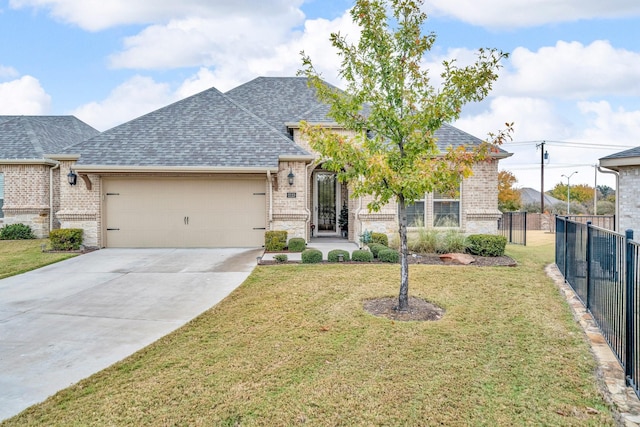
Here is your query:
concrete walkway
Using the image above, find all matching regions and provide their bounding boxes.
[0,247,261,421]
[260,237,360,261]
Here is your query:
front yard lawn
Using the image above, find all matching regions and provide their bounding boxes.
[3,232,615,425]
[0,239,77,280]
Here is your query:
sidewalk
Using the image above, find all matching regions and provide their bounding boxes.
[260,237,360,261]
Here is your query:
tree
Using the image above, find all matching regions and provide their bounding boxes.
[498,170,521,212]
[597,185,616,203]
[299,0,510,311]
[549,182,595,211]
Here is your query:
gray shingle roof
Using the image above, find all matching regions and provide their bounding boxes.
[0,116,99,160]
[600,146,640,160]
[227,77,509,155]
[226,77,338,136]
[519,187,563,206]
[68,86,310,168]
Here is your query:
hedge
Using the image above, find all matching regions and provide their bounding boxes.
[287,237,306,252]
[265,231,287,251]
[466,234,507,257]
[370,232,389,247]
[367,243,387,259]
[327,249,350,262]
[378,248,399,263]
[49,228,83,250]
[352,249,373,262]
[301,249,323,264]
[0,223,35,240]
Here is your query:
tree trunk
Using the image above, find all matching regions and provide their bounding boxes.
[397,195,409,311]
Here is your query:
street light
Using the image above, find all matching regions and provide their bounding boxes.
[561,171,578,215]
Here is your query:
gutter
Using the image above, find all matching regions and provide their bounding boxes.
[0,158,58,166]
[49,163,60,235]
[267,171,273,227]
[69,165,279,174]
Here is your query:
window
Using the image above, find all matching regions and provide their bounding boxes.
[433,189,460,227]
[0,173,4,219]
[406,200,425,227]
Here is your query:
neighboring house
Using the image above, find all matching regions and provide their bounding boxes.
[1,77,511,248]
[0,116,99,236]
[519,187,563,209]
[600,147,640,234]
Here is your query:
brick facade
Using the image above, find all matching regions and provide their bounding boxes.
[617,166,640,234]
[0,163,54,238]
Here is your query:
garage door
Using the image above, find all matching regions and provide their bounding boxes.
[103,177,266,248]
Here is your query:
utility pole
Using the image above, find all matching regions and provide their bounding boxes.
[594,165,598,215]
[536,141,549,213]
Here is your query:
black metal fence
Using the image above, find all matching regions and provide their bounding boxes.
[556,216,640,397]
[498,212,527,245]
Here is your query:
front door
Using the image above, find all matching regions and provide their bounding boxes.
[314,172,340,235]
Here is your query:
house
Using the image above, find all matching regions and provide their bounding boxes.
[600,147,640,234]
[1,77,511,248]
[0,116,99,236]
[519,187,563,209]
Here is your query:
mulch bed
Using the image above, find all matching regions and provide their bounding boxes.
[363,296,445,322]
[260,253,517,267]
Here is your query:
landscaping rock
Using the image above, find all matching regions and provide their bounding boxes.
[439,253,475,265]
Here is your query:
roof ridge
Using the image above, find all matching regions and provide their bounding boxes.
[220,86,311,153]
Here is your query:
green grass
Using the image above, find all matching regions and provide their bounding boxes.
[0,239,78,279]
[2,231,614,426]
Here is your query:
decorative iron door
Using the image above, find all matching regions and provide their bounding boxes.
[315,172,338,233]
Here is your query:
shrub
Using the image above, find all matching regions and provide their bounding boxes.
[273,254,288,263]
[367,242,387,258]
[301,249,323,264]
[378,248,399,263]
[466,234,507,257]
[327,249,350,262]
[0,223,35,240]
[439,229,468,254]
[265,231,287,251]
[408,227,439,254]
[287,237,306,252]
[49,228,83,250]
[370,232,388,247]
[359,230,372,245]
[352,249,373,262]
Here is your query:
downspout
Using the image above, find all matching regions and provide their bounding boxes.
[267,171,273,228]
[305,162,313,241]
[49,163,60,235]
[598,166,619,232]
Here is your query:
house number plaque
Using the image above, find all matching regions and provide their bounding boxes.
[287,192,296,198]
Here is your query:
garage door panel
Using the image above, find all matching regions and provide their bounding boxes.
[104,178,266,248]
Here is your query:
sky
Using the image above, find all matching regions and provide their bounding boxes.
[1,0,640,192]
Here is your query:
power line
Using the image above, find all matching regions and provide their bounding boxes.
[507,139,635,150]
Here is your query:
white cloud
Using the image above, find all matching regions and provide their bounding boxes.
[423,0,640,28]
[9,0,304,31]
[109,10,357,89]
[0,75,51,114]
[578,101,640,146]
[498,41,640,99]
[0,65,19,80]
[71,75,175,131]
[455,96,573,142]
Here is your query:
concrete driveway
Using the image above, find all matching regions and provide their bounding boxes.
[0,247,261,421]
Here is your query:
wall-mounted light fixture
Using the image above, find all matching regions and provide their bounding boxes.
[288,168,295,186]
[67,170,78,186]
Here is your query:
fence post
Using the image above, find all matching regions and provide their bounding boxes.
[523,212,527,246]
[508,212,513,244]
[564,217,569,280]
[626,229,635,385]
[586,222,592,310]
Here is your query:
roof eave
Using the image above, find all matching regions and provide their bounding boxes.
[599,156,640,170]
[0,158,59,166]
[72,165,280,174]
[278,154,315,163]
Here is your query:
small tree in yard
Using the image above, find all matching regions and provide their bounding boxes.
[300,0,511,311]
